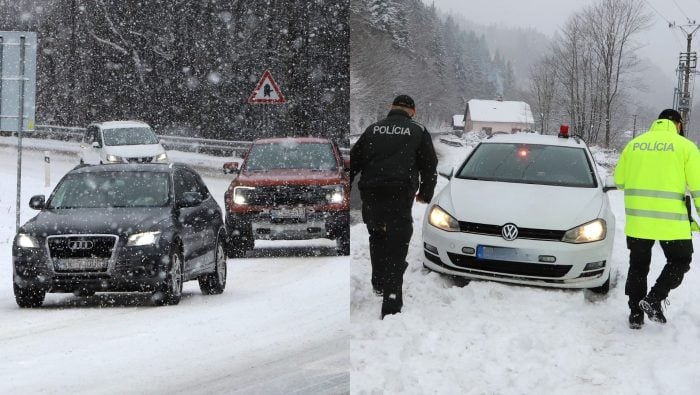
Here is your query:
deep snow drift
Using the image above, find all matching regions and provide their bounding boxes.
[350,132,700,394]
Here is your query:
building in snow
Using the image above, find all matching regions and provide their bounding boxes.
[452,114,465,131]
[464,99,534,134]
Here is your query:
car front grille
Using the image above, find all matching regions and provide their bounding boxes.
[47,235,117,273]
[248,186,329,206]
[458,221,566,241]
[447,252,572,278]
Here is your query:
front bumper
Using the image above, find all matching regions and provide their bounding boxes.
[422,223,612,289]
[226,210,349,241]
[13,244,173,293]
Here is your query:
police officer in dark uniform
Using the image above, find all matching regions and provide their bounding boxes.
[350,95,438,318]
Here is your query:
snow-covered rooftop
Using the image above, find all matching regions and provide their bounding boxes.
[93,120,151,129]
[467,99,534,124]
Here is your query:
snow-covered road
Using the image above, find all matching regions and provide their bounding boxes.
[0,142,349,394]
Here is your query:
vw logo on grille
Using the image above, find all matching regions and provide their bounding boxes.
[69,240,94,250]
[501,223,519,241]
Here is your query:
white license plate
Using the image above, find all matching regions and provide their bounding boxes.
[55,258,108,271]
[270,207,306,220]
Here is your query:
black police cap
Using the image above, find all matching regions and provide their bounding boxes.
[658,108,682,123]
[392,95,415,109]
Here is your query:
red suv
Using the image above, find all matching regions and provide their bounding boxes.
[223,137,350,257]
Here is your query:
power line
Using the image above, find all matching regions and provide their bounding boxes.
[641,0,674,25]
[644,0,688,49]
[671,0,692,22]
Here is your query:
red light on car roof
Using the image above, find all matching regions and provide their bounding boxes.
[559,124,569,138]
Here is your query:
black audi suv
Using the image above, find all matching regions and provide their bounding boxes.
[12,163,227,307]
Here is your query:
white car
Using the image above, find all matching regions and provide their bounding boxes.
[80,121,168,164]
[422,132,616,293]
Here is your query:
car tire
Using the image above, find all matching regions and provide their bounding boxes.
[199,240,227,295]
[226,235,252,258]
[588,273,610,295]
[155,247,184,306]
[336,230,350,256]
[450,275,471,288]
[14,284,46,308]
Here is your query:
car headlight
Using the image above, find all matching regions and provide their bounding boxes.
[155,152,168,162]
[15,233,40,248]
[323,185,344,204]
[562,219,606,243]
[233,186,255,205]
[126,231,161,246]
[106,154,122,163]
[428,205,460,232]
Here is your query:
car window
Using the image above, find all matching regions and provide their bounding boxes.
[457,142,596,187]
[174,169,203,202]
[84,126,99,144]
[102,127,159,146]
[185,169,210,199]
[47,172,170,209]
[245,142,337,171]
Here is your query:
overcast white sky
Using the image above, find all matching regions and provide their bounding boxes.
[429,0,700,81]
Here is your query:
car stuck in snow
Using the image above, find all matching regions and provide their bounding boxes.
[422,131,616,293]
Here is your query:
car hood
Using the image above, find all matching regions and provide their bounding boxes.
[103,144,165,157]
[442,179,604,229]
[21,207,171,236]
[237,169,345,186]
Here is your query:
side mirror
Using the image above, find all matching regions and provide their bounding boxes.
[343,157,350,172]
[92,141,101,149]
[178,191,203,208]
[602,175,617,192]
[29,195,45,210]
[437,164,454,180]
[223,161,240,174]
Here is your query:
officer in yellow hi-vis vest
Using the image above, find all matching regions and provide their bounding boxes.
[614,108,700,329]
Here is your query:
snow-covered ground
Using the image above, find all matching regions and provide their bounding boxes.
[350,132,700,394]
[0,140,349,394]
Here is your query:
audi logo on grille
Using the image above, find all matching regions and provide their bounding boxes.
[501,223,519,241]
[69,240,94,250]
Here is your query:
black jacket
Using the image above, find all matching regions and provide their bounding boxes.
[350,109,438,201]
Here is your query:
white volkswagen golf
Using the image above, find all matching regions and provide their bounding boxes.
[422,132,616,293]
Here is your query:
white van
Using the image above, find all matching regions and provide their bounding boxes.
[80,121,168,164]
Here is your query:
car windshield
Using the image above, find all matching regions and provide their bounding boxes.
[245,142,337,171]
[456,142,596,187]
[47,172,170,209]
[102,127,159,146]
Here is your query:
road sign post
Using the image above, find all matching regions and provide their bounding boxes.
[1,31,38,232]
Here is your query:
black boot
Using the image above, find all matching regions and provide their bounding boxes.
[639,297,667,324]
[628,310,644,329]
[381,291,403,319]
[371,277,383,296]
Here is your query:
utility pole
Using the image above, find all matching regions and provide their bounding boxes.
[632,114,637,138]
[672,22,700,138]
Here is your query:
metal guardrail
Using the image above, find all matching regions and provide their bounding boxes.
[31,124,349,157]
[30,125,251,156]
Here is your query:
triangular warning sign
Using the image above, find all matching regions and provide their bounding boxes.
[248,70,286,104]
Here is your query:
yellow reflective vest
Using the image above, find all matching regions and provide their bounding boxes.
[614,118,700,240]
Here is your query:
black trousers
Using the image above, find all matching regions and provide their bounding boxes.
[625,236,693,311]
[361,186,414,309]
